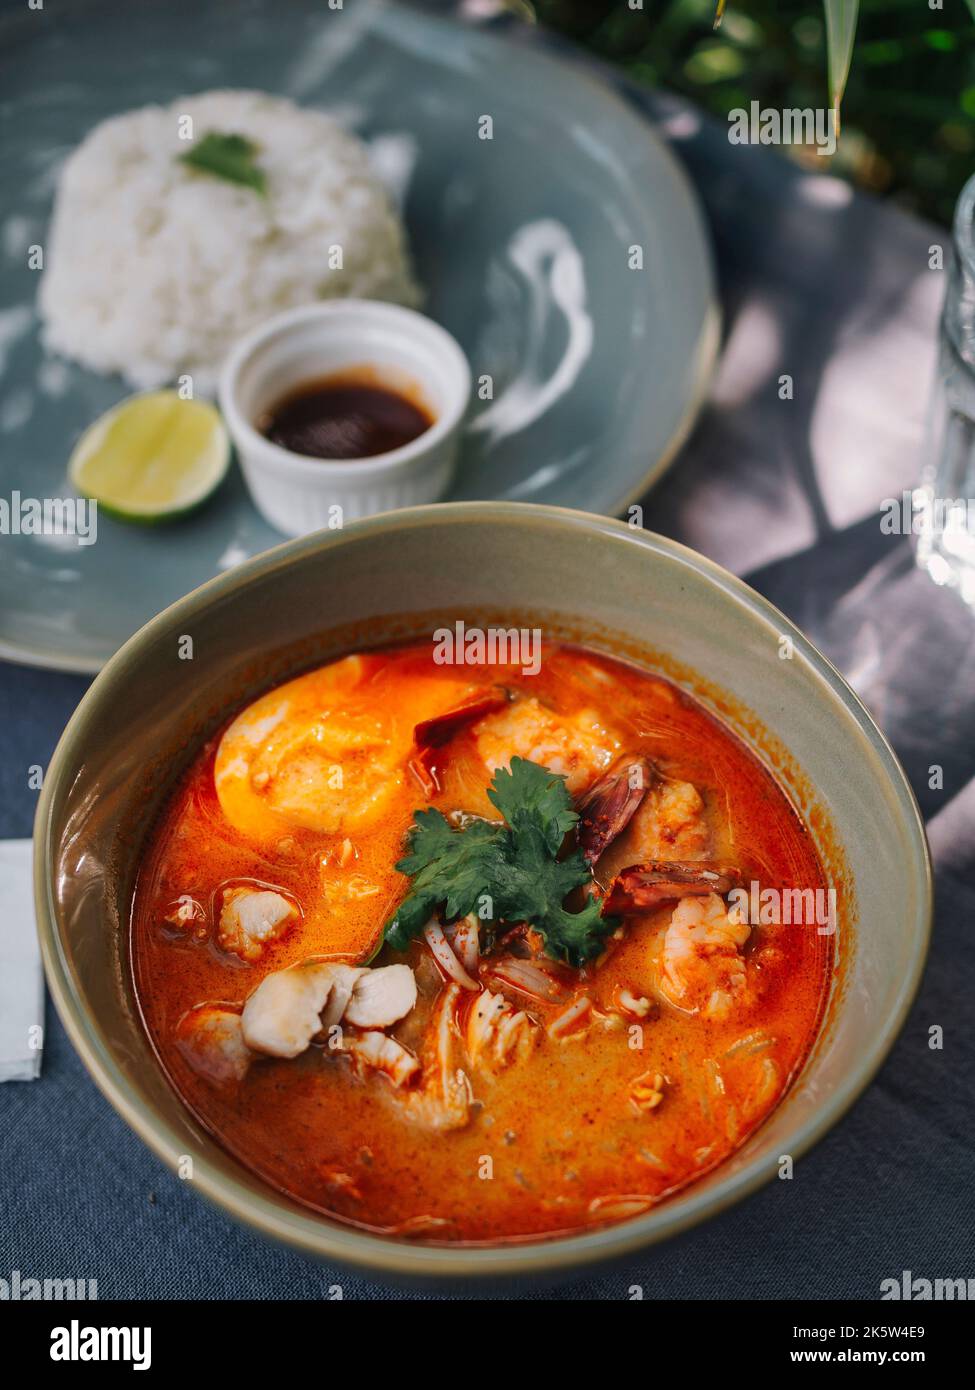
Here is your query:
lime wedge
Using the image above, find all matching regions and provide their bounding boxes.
[68,390,230,523]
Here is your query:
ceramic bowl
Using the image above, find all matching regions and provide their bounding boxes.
[219,301,471,534]
[34,502,931,1283]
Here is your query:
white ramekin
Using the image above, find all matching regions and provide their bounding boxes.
[219,300,471,535]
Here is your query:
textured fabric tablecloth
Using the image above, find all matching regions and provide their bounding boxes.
[2,9,973,1300]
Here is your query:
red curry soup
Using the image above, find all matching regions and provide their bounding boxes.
[132,640,833,1242]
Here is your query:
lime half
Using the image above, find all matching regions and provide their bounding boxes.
[68,390,230,523]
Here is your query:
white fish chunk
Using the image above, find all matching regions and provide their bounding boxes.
[345,964,418,1029]
[320,963,366,1029]
[175,1006,251,1084]
[241,962,336,1059]
[241,960,419,1060]
[218,888,297,963]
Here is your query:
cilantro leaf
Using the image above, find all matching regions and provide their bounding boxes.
[487,756,579,857]
[179,132,267,196]
[491,819,612,967]
[385,809,498,952]
[385,758,616,966]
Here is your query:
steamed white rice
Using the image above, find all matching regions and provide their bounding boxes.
[39,90,421,391]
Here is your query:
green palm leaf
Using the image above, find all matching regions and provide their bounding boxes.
[823,0,861,131]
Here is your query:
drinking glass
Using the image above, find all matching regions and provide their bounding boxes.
[916,171,975,606]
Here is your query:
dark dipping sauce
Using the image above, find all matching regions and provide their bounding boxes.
[258,372,434,461]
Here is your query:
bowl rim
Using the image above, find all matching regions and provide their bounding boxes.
[33,500,933,1280]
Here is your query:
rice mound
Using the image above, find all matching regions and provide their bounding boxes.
[39,90,421,391]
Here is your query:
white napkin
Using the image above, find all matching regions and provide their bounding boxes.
[0,839,44,1081]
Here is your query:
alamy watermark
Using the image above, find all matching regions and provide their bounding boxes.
[729,881,837,936]
[432,621,542,677]
[0,491,97,545]
[50,1320,150,1370]
[881,490,975,538]
[728,101,837,157]
[0,1268,97,1300]
[882,1270,975,1300]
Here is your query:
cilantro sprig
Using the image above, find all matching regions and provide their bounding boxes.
[178,132,267,196]
[385,757,615,967]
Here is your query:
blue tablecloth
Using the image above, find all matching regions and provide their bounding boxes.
[2,7,974,1299]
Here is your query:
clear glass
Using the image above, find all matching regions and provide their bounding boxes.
[916,172,975,606]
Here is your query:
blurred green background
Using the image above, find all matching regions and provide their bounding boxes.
[523,0,975,225]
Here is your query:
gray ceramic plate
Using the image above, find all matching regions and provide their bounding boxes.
[0,0,717,673]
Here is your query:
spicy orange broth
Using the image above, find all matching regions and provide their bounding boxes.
[131,641,831,1242]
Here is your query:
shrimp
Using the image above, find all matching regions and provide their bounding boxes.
[659,892,751,1020]
[410,688,509,796]
[474,696,618,795]
[595,776,714,885]
[576,757,653,863]
[632,779,712,861]
[214,654,406,842]
[602,861,741,915]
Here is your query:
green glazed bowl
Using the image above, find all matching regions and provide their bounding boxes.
[34,503,931,1283]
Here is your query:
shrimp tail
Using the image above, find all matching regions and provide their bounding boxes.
[409,687,511,796]
[602,861,742,915]
[576,756,655,863]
